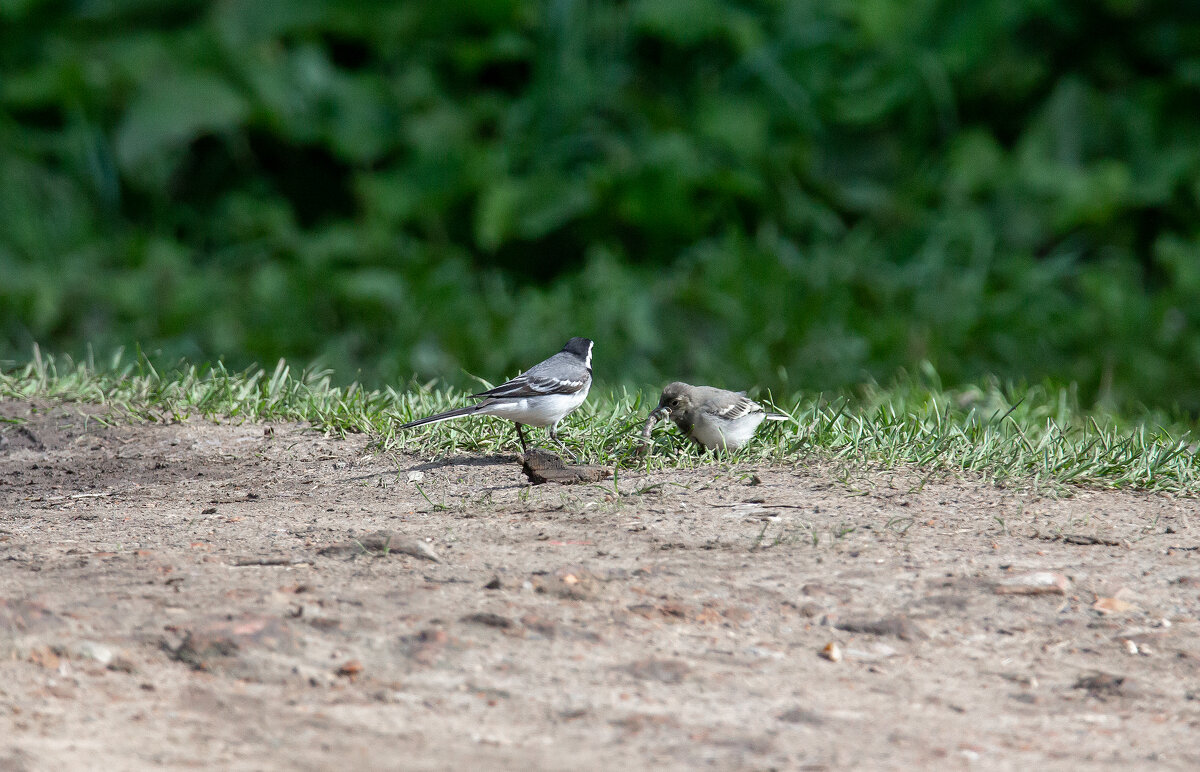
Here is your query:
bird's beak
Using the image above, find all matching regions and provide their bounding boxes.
[648,405,669,422]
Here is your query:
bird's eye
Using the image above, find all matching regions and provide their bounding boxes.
[671,398,681,407]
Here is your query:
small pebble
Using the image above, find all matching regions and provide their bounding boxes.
[820,642,843,663]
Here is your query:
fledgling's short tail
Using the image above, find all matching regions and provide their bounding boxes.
[763,412,791,422]
[398,403,484,430]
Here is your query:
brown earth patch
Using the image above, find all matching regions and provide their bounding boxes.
[1,400,1199,769]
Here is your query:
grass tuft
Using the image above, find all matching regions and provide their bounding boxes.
[2,348,1198,494]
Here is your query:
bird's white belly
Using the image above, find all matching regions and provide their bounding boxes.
[690,413,763,450]
[481,385,590,427]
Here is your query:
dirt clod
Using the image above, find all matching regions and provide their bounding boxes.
[521,449,611,484]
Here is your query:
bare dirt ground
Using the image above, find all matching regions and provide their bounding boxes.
[2,399,1199,771]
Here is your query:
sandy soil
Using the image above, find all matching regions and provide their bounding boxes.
[2,399,1199,771]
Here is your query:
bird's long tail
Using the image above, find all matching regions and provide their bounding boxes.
[398,403,486,430]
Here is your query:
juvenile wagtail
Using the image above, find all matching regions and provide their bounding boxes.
[647,381,788,451]
[399,337,593,454]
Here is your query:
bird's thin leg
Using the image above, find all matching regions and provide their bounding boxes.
[548,423,577,462]
[514,423,529,453]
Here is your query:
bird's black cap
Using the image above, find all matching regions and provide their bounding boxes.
[561,337,593,358]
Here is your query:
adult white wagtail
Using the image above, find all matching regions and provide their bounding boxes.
[647,381,788,451]
[398,337,593,454]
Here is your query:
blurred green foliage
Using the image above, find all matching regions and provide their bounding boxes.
[2,0,1200,409]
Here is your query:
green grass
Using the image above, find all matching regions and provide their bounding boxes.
[2,348,1198,494]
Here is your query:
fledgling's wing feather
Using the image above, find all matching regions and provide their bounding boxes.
[703,393,765,421]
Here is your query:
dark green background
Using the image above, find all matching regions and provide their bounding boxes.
[3,0,1199,408]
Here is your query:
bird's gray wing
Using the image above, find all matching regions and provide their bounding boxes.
[703,394,764,421]
[471,354,590,399]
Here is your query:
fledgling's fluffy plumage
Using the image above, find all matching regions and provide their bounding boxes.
[399,337,593,453]
[649,381,787,451]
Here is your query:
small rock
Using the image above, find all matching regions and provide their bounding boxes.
[74,641,114,666]
[406,471,425,483]
[995,571,1070,595]
[820,642,843,663]
[1093,597,1135,615]
[1122,639,1139,655]
[484,576,502,590]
